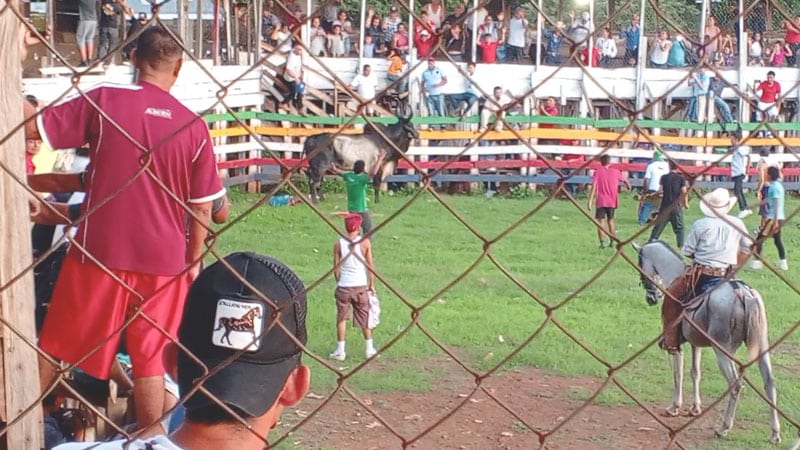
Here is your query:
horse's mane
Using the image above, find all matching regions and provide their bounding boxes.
[645,240,685,263]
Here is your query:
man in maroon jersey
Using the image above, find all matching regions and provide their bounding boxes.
[24,26,225,436]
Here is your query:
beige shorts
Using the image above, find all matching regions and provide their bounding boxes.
[336,286,371,329]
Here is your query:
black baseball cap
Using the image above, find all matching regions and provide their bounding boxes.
[177,252,308,417]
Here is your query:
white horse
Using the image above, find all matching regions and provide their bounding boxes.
[634,240,781,443]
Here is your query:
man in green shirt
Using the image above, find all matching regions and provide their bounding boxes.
[331,157,384,235]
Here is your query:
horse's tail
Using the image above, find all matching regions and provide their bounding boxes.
[744,288,770,364]
[213,318,224,332]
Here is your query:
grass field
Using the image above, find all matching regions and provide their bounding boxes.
[215,185,800,449]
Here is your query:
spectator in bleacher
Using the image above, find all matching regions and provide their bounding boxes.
[76,0,98,66]
[719,42,735,67]
[446,2,466,28]
[321,0,339,32]
[686,65,711,123]
[537,96,559,145]
[469,4,489,34]
[543,21,565,65]
[265,19,283,49]
[527,22,544,65]
[367,15,387,55]
[649,30,671,68]
[448,61,480,117]
[333,10,354,55]
[567,10,593,49]
[704,15,721,56]
[496,10,508,62]
[649,159,688,248]
[709,75,735,124]
[361,34,376,58]
[596,27,617,67]
[327,24,346,57]
[588,154,631,249]
[768,40,792,67]
[422,57,448,118]
[309,16,327,56]
[283,43,305,110]
[580,45,599,66]
[285,3,304,30]
[391,23,411,55]
[385,6,402,40]
[349,64,378,116]
[423,0,445,32]
[638,150,669,226]
[479,14,499,41]
[261,5,280,41]
[415,29,435,58]
[443,22,470,61]
[478,33,499,63]
[386,49,407,92]
[480,86,513,132]
[665,34,686,67]
[619,14,640,66]
[507,7,528,62]
[277,24,295,54]
[416,11,436,36]
[781,15,800,66]
[99,0,131,64]
[755,71,781,122]
[748,31,764,66]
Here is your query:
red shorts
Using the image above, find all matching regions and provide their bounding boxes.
[38,254,189,380]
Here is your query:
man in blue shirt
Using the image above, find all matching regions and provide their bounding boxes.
[421,57,448,118]
[620,14,640,66]
[752,166,787,270]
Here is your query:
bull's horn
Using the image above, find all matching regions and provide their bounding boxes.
[631,242,642,251]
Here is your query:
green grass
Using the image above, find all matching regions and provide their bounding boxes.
[217,186,800,448]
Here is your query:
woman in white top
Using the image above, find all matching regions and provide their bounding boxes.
[330,213,378,361]
[596,27,618,66]
[649,30,672,67]
[423,0,444,31]
[749,32,764,66]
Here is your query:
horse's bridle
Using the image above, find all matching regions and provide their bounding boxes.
[638,248,663,306]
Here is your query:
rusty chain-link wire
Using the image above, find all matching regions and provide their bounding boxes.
[4,0,800,447]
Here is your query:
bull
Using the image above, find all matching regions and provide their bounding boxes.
[304,111,418,204]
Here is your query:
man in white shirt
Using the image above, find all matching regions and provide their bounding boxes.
[729,131,752,218]
[283,43,305,110]
[421,57,448,117]
[638,150,670,225]
[506,7,528,62]
[349,64,378,115]
[480,86,513,132]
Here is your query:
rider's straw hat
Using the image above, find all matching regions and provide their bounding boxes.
[699,188,737,218]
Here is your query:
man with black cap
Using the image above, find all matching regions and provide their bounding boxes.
[55,252,311,449]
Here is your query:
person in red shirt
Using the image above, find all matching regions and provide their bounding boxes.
[478,33,498,63]
[414,29,435,58]
[587,154,631,248]
[580,45,600,67]
[755,71,781,122]
[24,26,225,437]
[781,14,800,66]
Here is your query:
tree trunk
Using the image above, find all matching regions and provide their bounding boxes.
[0,3,44,449]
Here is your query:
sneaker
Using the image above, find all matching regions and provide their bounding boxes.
[738,209,753,219]
[750,260,764,270]
[779,260,789,271]
[329,350,346,361]
[365,348,378,359]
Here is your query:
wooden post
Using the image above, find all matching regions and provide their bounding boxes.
[0,3,44,448]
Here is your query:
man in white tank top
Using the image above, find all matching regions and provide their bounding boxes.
[330,214,378,361]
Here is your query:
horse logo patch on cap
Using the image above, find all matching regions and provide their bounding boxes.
[212,299,264,352]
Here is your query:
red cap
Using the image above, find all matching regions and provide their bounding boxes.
[344,213,363,232]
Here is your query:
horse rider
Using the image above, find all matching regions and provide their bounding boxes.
[660,188,752,353]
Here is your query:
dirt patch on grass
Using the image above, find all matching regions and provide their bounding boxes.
[278,357,723,449]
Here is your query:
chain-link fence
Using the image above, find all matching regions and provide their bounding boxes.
[4,0,800,447]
